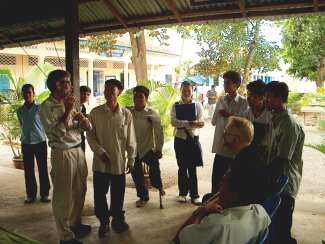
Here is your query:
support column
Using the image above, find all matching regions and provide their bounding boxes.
[64,0,80,107]
[124,62,129,89]
[88,58,95,107]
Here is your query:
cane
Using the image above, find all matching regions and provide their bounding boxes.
[159,190,164,209]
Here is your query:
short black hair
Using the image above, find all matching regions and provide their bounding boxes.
[133,85,150,98]
[80,85,91,93]
[105,79,123,91]
[21,84,34,94]
[223,70,241,86]
[228,164,269,204]
[265,81,289,103]
[246,79,266,96]
[181,81,193,89]
[46,70,70,93]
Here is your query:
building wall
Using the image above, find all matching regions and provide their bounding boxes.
[0,41,180,106]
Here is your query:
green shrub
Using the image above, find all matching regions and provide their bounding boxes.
[306,143,325,154]
[287,92,315,113]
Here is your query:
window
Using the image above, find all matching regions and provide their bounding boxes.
[165,74,172,83]
[0,74,10,91]
[93,71,104,96]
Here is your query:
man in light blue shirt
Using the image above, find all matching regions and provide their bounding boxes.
[17,84,50,204]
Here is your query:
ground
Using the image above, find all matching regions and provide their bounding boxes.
[0,120,324,244]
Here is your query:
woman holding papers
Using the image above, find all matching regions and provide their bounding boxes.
[170,81,204,205]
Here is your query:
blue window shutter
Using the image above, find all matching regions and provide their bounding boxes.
[0,74,10,91]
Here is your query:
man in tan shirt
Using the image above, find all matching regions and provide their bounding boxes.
[40,70,91,244]
[128,85,165,208]
[87,79,136,238]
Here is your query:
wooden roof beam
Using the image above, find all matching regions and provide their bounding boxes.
[162,0,183,22]
[102,0,128,28]
[314,0,319,11]
[238,0,246,17]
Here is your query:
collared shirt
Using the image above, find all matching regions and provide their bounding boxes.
[179,204,270,244]
[87,104,137,175]
[17,102,46,144]
[40,95,83,150]
[170,101,204,140]
[269,110,305,198]
[211,94,248,158]
[128,106,164,159]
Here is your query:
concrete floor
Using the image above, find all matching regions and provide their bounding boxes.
[0,122,325,244]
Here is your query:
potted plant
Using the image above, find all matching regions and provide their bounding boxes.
[0,64,54,169]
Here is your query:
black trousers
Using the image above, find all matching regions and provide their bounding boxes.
[21,141,50,199]
[131,150,163,201]
[93,171,126,223]
[174,137,199,199]
[273,194,297,244]
[211,154,233,194]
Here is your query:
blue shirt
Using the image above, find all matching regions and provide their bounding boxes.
[17,102,46,144]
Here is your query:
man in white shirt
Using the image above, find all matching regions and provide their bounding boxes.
[177,163,270,244]
[211,71,248,193]
[128,86,165,208]
[87,79,137,238]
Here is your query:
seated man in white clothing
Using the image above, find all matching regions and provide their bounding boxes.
[175,164,271,244]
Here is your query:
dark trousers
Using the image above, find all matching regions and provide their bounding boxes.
[174,137,199,199]
[93,171,126,223]
[21,141,50,199]
[131,150,163,201]
[273,194,297,244]
[211,154,232,194]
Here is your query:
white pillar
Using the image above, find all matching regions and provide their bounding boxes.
[124,62,129,89]
[88,58,94,107]
[150,64,154,80]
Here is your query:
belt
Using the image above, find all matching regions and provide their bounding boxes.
[70,143,81,149]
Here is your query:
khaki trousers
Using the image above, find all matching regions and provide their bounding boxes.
[50,146,88,241]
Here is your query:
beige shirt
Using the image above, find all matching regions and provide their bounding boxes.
[269,110,305,198]
[128,107,164,159]
[87,104,137,175]
[211,94,248,158]
[170,101,204,140]
[179,204,270,244]
[40,95,84,149]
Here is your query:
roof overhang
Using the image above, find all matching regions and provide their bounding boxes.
[1,0,325,48]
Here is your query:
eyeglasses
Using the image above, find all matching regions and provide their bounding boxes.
[59,79,71,85]
[223,131,240,141]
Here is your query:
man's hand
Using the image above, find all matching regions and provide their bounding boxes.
[79,117,91,130]
[219,109,231,118]
[99,153,110,164]
[73,112,85,122]
[64,95,76,112]
[154,150,163,159]
[126,164,133,174]
[204,202,223,214]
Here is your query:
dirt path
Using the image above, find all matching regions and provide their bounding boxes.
[0,121,324,243]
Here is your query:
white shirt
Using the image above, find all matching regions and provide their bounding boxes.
[179,204,270,244]
[128,107,164,159]
[170,101,204,140]
[211,94,248,157]
[87,104,137,175]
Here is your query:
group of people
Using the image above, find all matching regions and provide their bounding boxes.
[16,68,304,244]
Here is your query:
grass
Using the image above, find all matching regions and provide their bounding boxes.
[305,143,325,154]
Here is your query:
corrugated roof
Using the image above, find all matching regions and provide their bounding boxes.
[1,0,325,48]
